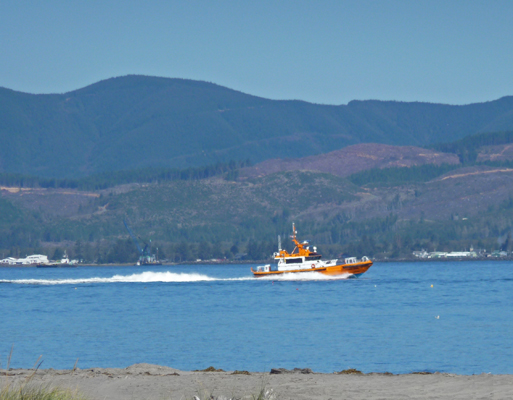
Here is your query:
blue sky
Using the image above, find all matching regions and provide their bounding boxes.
[1,0,512,105]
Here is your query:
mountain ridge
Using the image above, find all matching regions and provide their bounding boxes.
[3,75,513,178]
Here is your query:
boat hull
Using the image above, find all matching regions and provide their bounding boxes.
[251,260,372,277]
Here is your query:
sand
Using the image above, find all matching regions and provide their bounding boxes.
[2,364,512,400]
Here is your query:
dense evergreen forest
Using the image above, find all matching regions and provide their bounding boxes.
[3,75,513,178]
[348,130,513,186]
[4,204,513,264]
[429,130,513,163]
[347,163,460,186]
[0,160,250,190]
[3,130,513,263]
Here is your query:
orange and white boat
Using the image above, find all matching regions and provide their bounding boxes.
[251,224,372,278]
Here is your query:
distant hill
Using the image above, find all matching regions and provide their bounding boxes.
[239,143,460,178]
[3,165,513,261]
[4,132,513,260]
[2,75,513,178]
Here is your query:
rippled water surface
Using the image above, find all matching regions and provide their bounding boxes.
[1,261,512,374]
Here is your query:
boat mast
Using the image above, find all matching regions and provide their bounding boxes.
[291,222,298,254]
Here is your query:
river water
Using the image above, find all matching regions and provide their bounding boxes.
[0,261,511,374]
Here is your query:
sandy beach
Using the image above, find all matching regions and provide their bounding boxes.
[2,364,512,400]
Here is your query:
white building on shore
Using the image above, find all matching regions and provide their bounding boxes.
[446,251,477,258]
[0,254,49,265]
[413,247,481,259]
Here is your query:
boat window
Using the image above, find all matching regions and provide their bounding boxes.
[305,256,321,261]
[285,258,303,264]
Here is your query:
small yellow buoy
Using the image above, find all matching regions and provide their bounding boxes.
[431,284,433,288]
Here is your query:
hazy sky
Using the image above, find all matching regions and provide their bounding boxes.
[1,1,512,105]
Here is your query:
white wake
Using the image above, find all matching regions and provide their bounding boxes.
[0,270,352,285]
[0,271,216,285]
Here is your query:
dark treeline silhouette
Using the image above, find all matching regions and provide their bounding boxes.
[430,130,513,163]
[348,159,513,187]
[347,163,461,186]
[0,160,251,191]
[348,131,513,186]
[4,210,513,264]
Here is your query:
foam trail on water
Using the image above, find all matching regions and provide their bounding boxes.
[0,270,352,285]
[0,271,217,285]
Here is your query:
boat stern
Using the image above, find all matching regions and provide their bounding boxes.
[252,264,279,277]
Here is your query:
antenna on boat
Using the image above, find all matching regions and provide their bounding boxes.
[278,235,282,251]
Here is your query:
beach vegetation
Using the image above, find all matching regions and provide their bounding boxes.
[1,350,87,400]
[0,385,88,400]
[336,368,363,375]
[193,366,225,372]
[250,387,276,400]
[185,374,276,400]
[187,386,276,400]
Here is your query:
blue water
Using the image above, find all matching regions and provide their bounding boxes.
[0,261,512,374]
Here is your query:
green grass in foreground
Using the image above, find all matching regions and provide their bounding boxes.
[0,384,277,400]
[189,386,277,400]
[0,385,87,400]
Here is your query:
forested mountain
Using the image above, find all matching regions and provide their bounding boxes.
[2,75,513,178]
[3,131,513,263]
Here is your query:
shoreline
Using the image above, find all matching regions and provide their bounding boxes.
[2,364,512,400]
[2,257,513,268]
